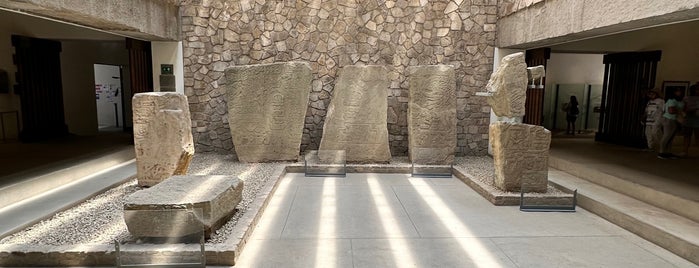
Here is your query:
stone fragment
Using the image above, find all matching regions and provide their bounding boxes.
[485,52,528,117]
[489,122,551,192]
[225,62,311,162]
[133,92,194,187]
[407,65,456,165]
[319,65,391,163]
[124,175,243,238]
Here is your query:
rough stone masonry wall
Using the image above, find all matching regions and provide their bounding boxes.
[181,0,497,157]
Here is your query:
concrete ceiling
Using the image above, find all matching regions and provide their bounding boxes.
[548,19,699,54]
[0,8,124,41]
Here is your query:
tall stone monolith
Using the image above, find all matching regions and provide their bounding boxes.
[225,62,311,162]
[407,65,456,165]
[133,92,194,187]
[319,65,391,163]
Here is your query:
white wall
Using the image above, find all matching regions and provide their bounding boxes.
[61,40,130,135]
[151,41,184,93]
[543,53,605,129]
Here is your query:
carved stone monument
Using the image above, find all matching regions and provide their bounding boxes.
[319,65,391,163]
[124,175,243,238]
[484,52,528,118]
[225,62,311,162]
[133,92,194,187]
[407,65,456,165]
[489,122,551,192]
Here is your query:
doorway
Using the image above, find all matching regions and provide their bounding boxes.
[93,64,123,131]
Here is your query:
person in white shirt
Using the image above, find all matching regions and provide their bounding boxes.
[644,89,664,151]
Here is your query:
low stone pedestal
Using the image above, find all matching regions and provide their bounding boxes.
[489,122,551,192]
[123,175,243,238]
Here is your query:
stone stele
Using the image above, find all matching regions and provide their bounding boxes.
[133,92,194,187]
[407,65,457,165]
[124,175,243,238]
[319,65,391,163]
[490,121,551,192]
[485,52,528,117]
[225,62,311,162]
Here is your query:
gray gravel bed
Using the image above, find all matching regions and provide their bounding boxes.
[455,155,568,196]
[0,153,286,246]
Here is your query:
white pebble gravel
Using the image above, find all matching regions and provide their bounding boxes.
[1,154,560,246]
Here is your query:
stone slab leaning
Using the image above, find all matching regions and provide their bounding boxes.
[123,175,243,238]
[407,65,457,165]
[319,65,391,163]
[133,92,194,187]
[485,52,528,118]
[225,62,311,162]
[489,122,551,192]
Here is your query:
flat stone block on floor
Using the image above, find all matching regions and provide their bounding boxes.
[123,175,243,238]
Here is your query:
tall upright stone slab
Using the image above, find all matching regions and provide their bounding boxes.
[133,92,194,187]
[407,65,456,165]
[485,52,528,117]
[319,65,391,163]
[490,121,551,192]
[225,62,311,162]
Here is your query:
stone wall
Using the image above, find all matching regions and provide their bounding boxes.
[181,0,497,157]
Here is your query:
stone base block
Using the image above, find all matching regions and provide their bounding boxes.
[124,175,243,238]
[490,122,551,192]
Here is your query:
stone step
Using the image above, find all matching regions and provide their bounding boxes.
[0,146,135,209]
[548,169,699,265]
[0,161,136,239]
[549,154,699,223]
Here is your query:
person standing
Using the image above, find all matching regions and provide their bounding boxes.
[681,84,699,157]
[644,89,664,151]
[658,88,685,159]
[563,95,580,135]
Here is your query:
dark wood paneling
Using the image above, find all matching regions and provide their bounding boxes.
[12,35,67,142]
[126,38,153,96]
[524,48,550,126]
[596,51,661,147]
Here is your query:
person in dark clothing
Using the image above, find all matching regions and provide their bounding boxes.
[563,95,580,135]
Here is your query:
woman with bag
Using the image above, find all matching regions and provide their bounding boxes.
[562,96,580,135]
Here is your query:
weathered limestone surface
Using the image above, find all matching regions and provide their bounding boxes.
[124,175,243,238]
[489,122,551,192]
[485,52,528,118]
[133,92,194,187]
[0,0,179,40]
[407,65,457,165]
[319,65,391,163]
[225,62,311,162]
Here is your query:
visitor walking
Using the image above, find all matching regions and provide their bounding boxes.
[658,88,685,159]
[644,89,664,151]
[563,95,580,135]
[681,84,699,157]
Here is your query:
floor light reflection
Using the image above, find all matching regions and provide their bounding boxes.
[367,174,418,267]
[409,180,503,268]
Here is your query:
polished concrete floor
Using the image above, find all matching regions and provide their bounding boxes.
[550,135,699,202]
[0,130,132,184]
[234,173,695,268]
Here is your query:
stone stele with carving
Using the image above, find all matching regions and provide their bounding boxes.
[407,65,457,165]
[133,92,194,187]
[319,65,391,163]
[225,62,311,162]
